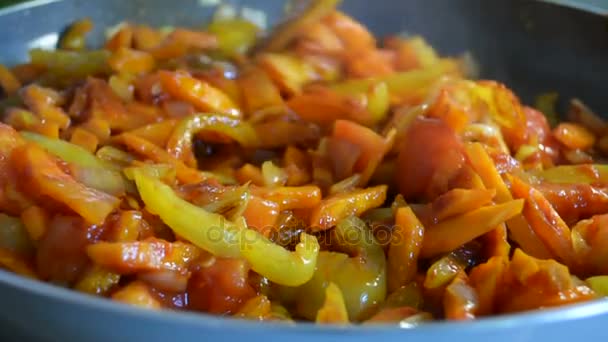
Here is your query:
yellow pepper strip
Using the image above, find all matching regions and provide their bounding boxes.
[133,171,242,257]
[111,280,161,309]
[309,185,387,231]
[235,295,272,321]
[74,265,121,295]
[58,18,93,51]
[388,206,424,292]
[128,119,177,148]
[531,164,608,185]
[240,230,319,287]
[108,48,156,74]
[332,59,460,103]
[258,53,318,96]
[159,71,241,117]
[424,255,465,289]
[295,217,386,321]
[133,171,320,286]
[586,276,608,297]
[332,81,390,125]
[421,200,524,258]
[207,18,260,57]
[0,64,21,95]
[166,114,258,168]
[316,282,349,324]
[465,142,552,259]
[260,0,342,52]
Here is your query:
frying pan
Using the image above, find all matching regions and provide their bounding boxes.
[0,0,607,341]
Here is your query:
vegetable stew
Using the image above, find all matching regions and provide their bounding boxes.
[0,0,606,325]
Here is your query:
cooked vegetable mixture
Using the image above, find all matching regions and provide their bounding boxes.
[0,0,607,325]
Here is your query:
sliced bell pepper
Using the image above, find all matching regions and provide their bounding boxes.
[12,144,120,225]
[166,114,257,167]
[0,64,21,95]
[108,48,156,74]
[294,216,386,321]
[58,18,93,51]
[315,282,349,324]
[207,18,259,57]
[133,171,320,286]
[29,48,110,79]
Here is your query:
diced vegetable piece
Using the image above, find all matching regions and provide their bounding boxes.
[0,214,32,256]
[108,48,156,74]
[235,295,273,320]
[112,280,162,309]
[586,276,608,297]
[443,275,478,320]
[316,282,349,324]
[87,239,200,274]
[74,265,120,295]
[553,122,596,150]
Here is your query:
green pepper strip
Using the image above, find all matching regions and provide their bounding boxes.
[29,48,110,78]
[133,171,319,286]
